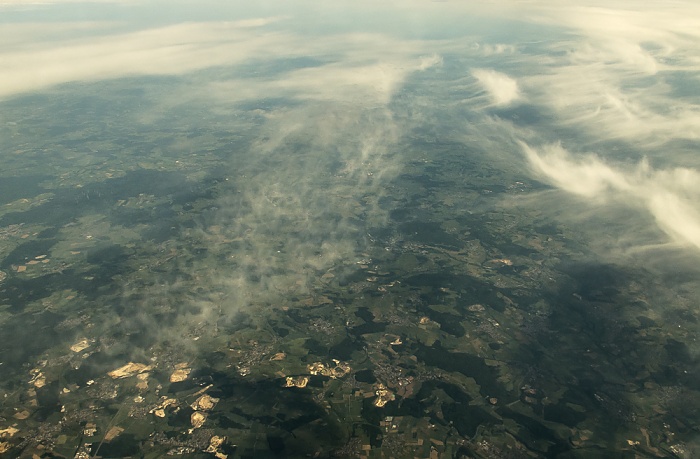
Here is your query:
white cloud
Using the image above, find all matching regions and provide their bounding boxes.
[520,142,631,198]
[521,141,700,251]
[471,68,519,106]
[0,22,291,99]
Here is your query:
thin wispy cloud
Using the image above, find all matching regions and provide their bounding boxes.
[120,27,440,321]
[515,2,700,150]
[0,3,450,336]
